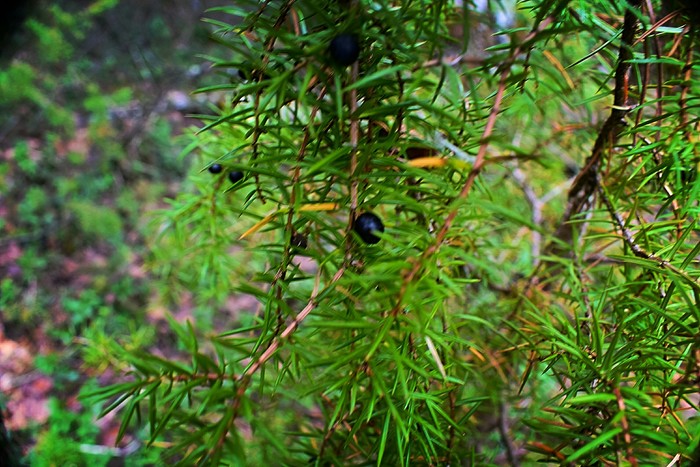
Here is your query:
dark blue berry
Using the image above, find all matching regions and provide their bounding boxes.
[291,232,308,249]
[229,171,244,184]
[680,167,697,184]
[209,163,223,174]
[329,34,360,67]
[353,212,384,244]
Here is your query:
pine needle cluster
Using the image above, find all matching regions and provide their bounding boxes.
[85,0,700,465]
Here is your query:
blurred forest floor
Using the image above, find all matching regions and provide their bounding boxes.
[0,0,228,463]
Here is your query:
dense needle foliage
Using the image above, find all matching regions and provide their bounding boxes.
[86,0,700,464]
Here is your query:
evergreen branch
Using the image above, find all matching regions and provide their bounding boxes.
[549,0,642,253]
[86,1,700,463]
[596,181,700,294]
[209,267,347,461]
[394,16,554,311]
[249,0,295,204]
[317,393,356,461]
[248,0,275,27]
[272,93,326,334]
[632,132,681,232]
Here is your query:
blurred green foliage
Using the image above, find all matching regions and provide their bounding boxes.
[30,398,110,467]
[0,0,216,464]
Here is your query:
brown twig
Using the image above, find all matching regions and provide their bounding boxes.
[634,0,658,143]
[597,180,700,294]
[250,0,296,205]
[317,375,364,460]
[270,91,326,330]
[612,385,638,467]
[679,29,695,137]
[238,268,346,381]
[393,16,554,312]
[544,1,641,261]
[211,266,346,460]
[346,57,361,266]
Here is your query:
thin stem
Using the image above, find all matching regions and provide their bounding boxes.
[394,16,554,312]
[546,0,641,259]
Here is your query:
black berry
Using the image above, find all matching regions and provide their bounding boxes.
[329,34,360,67]
[291,232,308,249]
[405,147,435,160]
[229,171,244,184]
[680,167,697,184]
[237,67,270,81]
[209,163,223,174]
[353,212,384,245]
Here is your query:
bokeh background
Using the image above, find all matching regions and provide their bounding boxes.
[0,1,229,463]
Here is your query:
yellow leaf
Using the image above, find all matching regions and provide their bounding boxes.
[407,157,448,168]
[299,203,340,212]
[542,50,574,89]
[239,211,278,239]
[239,203,340,240]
